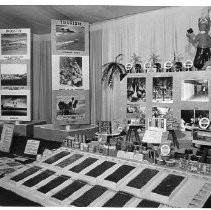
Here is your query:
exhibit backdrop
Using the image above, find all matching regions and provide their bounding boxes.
[51,20,90,125]
[0,28,31,121]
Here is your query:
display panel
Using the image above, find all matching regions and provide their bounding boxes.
[0,28,31,122]
[181,79,208,102]
[153,77,173,103]
[0,90,31,121]
[52,90,90,125]
[127,77,146,103]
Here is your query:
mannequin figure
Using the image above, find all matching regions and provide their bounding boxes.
[186,8,211,70]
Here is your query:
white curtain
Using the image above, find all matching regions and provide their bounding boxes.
[90,6,205,122]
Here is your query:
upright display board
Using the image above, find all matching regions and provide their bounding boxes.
[122,71,211,129]
[51,20,90,125]
[0,29,31,121]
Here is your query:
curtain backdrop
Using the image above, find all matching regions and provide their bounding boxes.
[32,34,52,123]
[90,6,205,122]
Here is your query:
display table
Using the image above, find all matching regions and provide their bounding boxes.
[0,147,210,207]
[34,124,98,142]
[0,120,46,138]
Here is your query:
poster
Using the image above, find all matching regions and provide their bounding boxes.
[52,55,89,90]
[0,90,31,121]
[127,77,146,103]
[153,77,173,103]
[51,20,89,56]
[0,61,30,90]
[52,90,90,125]
[181,79,208,102]
[0,28,30,60]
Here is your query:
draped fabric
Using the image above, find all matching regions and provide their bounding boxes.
[32,34,52,123]
[90,6,205,122]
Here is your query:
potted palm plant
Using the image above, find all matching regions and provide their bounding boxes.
[101,54,126,88]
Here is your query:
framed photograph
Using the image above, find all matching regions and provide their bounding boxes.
[52,55,89,90]
[152,107,173,119]
[181,79,208,102]
[181,109,209,129]
[0,29,30,60]
[51,20,89,56]
[127,77,146,103]
[52,89,90,125]
[0,62,30,90]
[0,90,31,121]
[153,77,173,103]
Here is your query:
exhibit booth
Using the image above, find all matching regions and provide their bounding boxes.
[0,5,211,208]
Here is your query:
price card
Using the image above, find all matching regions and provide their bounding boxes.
[126,152,134,159]
[0,123,15,153]
[117,150,126,159]
[133,153,144,162]
[24,139,40,155]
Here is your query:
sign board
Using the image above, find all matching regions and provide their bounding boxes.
[24,139,40,155]
[0,123,15,152]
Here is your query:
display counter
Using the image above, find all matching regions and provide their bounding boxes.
[0,120,46,138]
[34,124,98,142]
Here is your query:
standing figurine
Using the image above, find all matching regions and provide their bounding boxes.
[186,8,211,70]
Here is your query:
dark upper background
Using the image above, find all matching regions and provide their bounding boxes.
[0,5,168,34]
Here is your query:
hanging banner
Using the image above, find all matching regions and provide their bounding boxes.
[0,28,30,60]
[52,55,89,90]
[0,123,15,153]
[51,20,90,125]
[51,20,89,56]
[0,90,31,121]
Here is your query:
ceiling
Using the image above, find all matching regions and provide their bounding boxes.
[0,5,168,34]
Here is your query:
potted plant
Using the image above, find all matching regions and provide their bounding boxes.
[101,54,126,88]
[172,52,183,72]
[148,53,161,72]
[130,53,142,73]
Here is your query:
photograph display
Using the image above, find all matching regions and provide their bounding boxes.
[1,95,27,116]
[0,29,30,59]
[51,20,89,55]
[127,77,146,103]
[181,109,209,129]
[1,33,27,55]
[1,64,27,86]
[52,55,89,90]
[153,77,173,103]
[152,107,173,119]
[181,79,208,102]
[127,105,146,125]
[56,25,85,52]
[52,90,90,124]
[60,56,82,88]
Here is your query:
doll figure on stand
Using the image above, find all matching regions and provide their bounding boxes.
[186,8,211,70]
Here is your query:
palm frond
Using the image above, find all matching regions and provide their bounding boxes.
[115,54,123,63]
